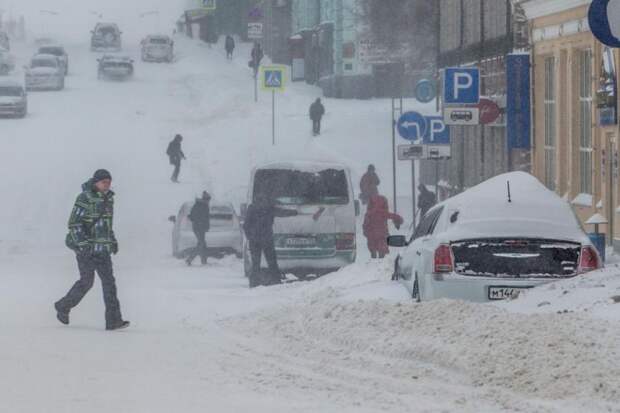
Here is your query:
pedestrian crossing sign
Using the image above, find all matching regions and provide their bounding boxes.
[261,66,286,91]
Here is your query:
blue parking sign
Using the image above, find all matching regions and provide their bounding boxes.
[422,117,450,145]
[444,67,480,105]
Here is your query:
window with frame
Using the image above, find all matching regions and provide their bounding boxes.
[544,56,556,190]
[412,207,444,240]
[579,49,593,195]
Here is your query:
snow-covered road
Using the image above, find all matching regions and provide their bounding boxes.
[1,37,620,412]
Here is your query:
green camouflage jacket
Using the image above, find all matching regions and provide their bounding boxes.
[66,179,117,254]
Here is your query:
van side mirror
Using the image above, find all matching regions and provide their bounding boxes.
[168,215,176,223]
[354,200,360,217]
[387,235,408,248]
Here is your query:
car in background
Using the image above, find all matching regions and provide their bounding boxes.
[0,49,15,75]
[90,23,122,51]
[389,172,602,303]
[97,55,134,80]
[0,31,10,50]
[141,35,174,63]
[242,161,360,282]
[0,80,27,118]
[37,45,69,75]
[25,54,65,91]
[169,201,243,259]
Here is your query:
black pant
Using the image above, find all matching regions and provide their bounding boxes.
[312,119,321,135]
[56,252,122,328]
[171,160,181,182]
[226,49,233,59]
[249,240,280,278]
[187,228,208,264]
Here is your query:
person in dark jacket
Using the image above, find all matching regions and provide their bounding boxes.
[225,35,235,60]
[250,42,264,76]
[309,98,325,136]
[359,164,380,205]
[166,134,186,183]
[55,169,129,331]
[418,184,437,218]
[186,191,211,266]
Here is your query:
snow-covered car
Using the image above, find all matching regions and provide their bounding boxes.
[25,54,65,91]
[242,161,360,279]
[389,172,602,303]
[141,35,174,63]
[97,55,134,80]
[37,45,69,75]
[0,49,15,75]
[90,23,122,51]
[0,31,9,51]
[169,201,243,259]
[0,81,27,118]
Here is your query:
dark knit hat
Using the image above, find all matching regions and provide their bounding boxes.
[93,169,112,183]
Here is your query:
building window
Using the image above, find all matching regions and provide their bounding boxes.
[544,56,556,190]
[579,49,593,195]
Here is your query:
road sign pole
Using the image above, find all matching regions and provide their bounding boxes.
[272,89,275,145]
[435,158,440,201]
[391,99,398,213]
[411,159,417,229]
[254,71,258,103]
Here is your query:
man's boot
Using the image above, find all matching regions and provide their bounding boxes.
[106,320,130,331]
[54,302,69,325]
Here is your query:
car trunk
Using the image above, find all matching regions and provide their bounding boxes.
[451,238,581,278]
[210,212,234,232]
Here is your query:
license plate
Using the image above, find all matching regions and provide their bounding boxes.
[285,237,315,247]
[488,286,531,301]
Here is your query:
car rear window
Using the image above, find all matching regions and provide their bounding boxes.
[451,239,581,278]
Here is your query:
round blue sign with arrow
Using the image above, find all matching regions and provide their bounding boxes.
[415,79,436,103]
[589,0,620,48]
[397,111,427,141]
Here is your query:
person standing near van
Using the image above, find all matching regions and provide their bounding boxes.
[55,169,129,331]
[359,164,380,205]
[309,98,325,136]
[186,191,211,266]
[363,195,403,259]
[167,134,186,183]
[225,35,235,60]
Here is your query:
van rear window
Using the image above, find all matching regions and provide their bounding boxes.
[253,169,349,205]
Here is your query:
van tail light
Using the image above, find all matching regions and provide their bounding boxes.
[434,244,454,273]
[578,246,601,274]
[336,233,355,250]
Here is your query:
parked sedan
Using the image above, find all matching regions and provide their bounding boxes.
[141,35,174,63]
[0,81,27,118]
[389,172,601,302]
[25,54,65,91]
[169,201,243,259]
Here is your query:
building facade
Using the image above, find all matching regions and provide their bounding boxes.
[522,0,620,246]
[427,0,531,198]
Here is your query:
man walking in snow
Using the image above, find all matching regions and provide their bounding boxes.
[55,169,129,331]
[186,191,211,266]
[167,134,186,183]
[250,42,264,77]
[225,35,235,60]
[309,98,325,136]
[359,164,380,205]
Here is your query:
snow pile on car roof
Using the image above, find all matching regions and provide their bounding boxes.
[440,171,587,241]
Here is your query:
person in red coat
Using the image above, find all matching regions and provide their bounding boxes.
[363,195,403,259]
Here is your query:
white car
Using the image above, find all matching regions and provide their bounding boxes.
[91,23,122,51]
[37,45,69,75]
[0,49,15,75]
[170,201,243,259]
[141,35,174,63]
[389,172,601,302]
[97,55,134,80]
[25,54,65,91]
[0,81,27,118]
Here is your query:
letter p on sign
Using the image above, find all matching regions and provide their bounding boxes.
[444,67,480,105]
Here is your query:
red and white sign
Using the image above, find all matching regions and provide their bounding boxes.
[477,98,501,125]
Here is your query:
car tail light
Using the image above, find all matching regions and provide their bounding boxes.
[434,244,453,273]
[578,246,600,274]
[336,233,355,250]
